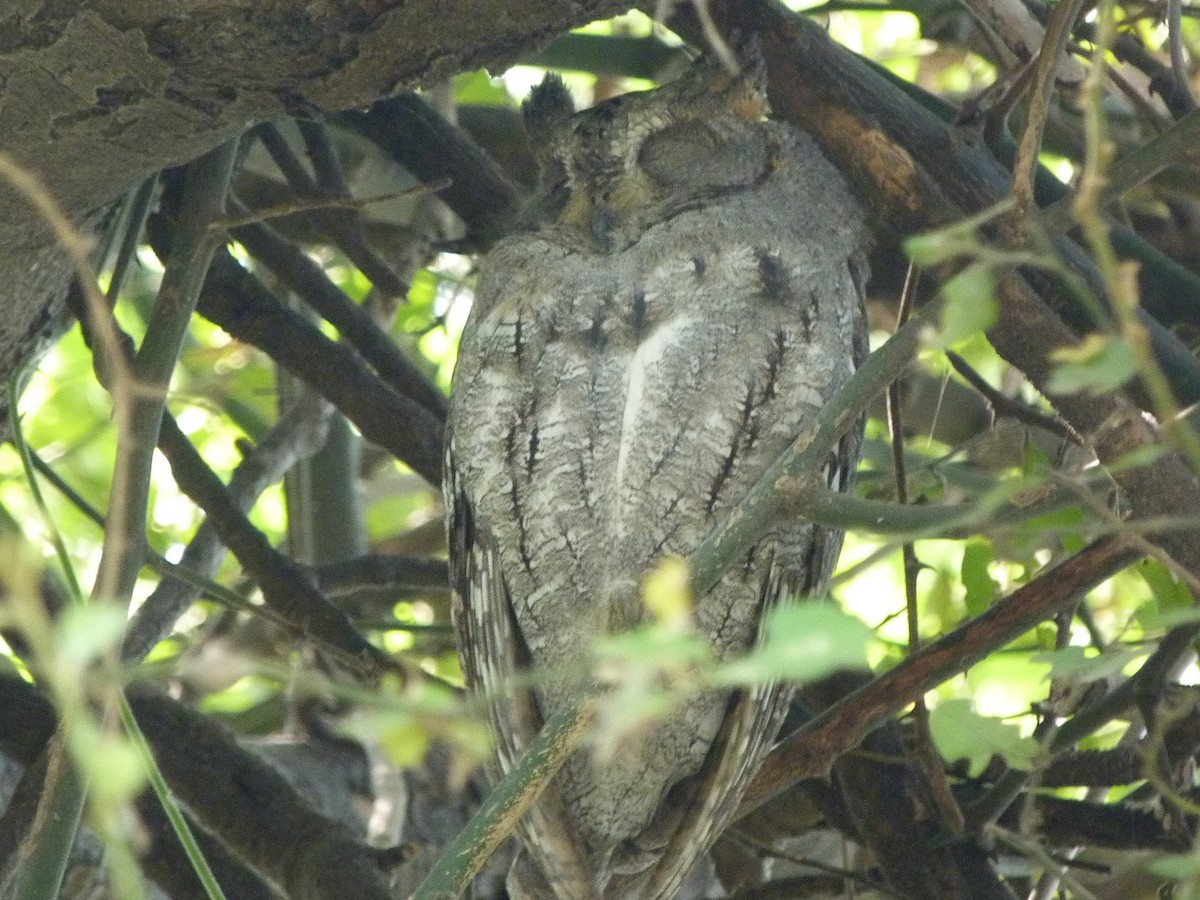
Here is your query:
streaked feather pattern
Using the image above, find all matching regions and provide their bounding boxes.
[445,52,868,899]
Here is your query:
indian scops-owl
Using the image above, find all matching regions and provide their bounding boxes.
[445,52,869,899]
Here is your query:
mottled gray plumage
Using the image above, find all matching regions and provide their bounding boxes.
[445,52,869,899]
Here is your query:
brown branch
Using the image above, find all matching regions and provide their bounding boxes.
[739,536,1139,815]
[338,95,524,250]
[145,214,445,485]
[228,198,447,422]
[253,121,409,298]
[126,683,399,900]
[122,391,337,663]
[155,414,389,679]
[945,350,1079,441]
[312,553,450,598]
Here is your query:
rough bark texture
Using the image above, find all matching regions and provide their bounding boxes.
[0,0,630,419]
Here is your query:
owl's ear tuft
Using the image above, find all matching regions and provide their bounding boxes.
[710,37,769,121]
[523,74,575,144]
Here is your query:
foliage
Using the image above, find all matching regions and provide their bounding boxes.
[1,2,1199,899]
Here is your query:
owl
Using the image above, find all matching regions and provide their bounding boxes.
[445,50,869,899]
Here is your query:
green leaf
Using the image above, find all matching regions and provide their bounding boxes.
[641,557,691,627]
[1138,558,1195,612]
[596,626,711,671]
[712,603,873,687]
[1046,334,1138,396]
[404,269,439,313]
[961,540,1000,617]
[904,230,959,266]
[453,69,513,107]
[80,730,146,810]
[55,604,127,670]
[929,698,1038,776]
[1032,646,1144,682]
[937,266,997,347]
[378,719,432,768]
[1148,848,1200,880]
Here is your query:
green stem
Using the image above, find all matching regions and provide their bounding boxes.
[411,687,597,900]
[689,315,926,596]
[9,732,86,900]
[117,697,227,900]
[93,140,237,604]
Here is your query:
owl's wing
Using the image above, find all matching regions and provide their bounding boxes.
[444,438,596,898]
[624,423,864,899]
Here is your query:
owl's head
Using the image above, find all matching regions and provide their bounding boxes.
[522,52,775,248]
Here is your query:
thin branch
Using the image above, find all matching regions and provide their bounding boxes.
[887,270,965,837]
[1166,0,1198,112]
[227,198,446,420]
[219,182,443,229]
[944,350,1078,442]
[739,536,1139,816]
[154,415,389,678]
[1009,0,1089,219]
[105,175,159,306]
[255,121,408,297]
[94,141,237,605]
[411,685,597,900]
[1038,107,1200,235]
[29,449,296,633]
[122,392,336,662]
[690,315,926,597]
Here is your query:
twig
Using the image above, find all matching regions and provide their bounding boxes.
[411,685,597,900]
[1071,0,1200,476]
[154,415,389,678]
[1009,0,1089,220]
[126,683,397,900]
[0,145,235,900]
[945,350,1078,442]
[94,141,237,605]
[29,449,290,625]
[727,829,908,898]
[990,826,1101,900]
[1166,0,1198,112]
[253,121,407,295]
[1038,107,1200,235]
[105,175,159,305]
[218,182,444,228]
[101,359,333,659]
[888,269,966,836]
[227,198,446,420]
[64,212,382,674]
